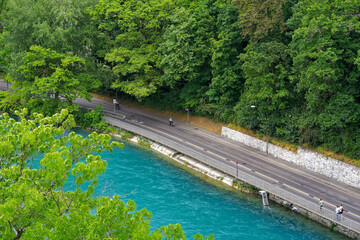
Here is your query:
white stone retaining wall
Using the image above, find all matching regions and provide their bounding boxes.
[222,126,360,189]
[129,135,235,187]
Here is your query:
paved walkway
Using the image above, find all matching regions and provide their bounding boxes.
[1,80,360,236]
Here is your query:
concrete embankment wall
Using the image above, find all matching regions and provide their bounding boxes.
[129,136,236,188]
[222,126,360,189]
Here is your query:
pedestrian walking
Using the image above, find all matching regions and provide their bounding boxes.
[335,205,340,220]
[169,117,173,126]
[319,198,324,212]
[113,99,117,112]
[339,204,343,220]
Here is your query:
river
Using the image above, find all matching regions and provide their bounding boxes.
[85,130,346,240]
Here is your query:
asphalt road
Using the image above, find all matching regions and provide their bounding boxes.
[1,80,360,231]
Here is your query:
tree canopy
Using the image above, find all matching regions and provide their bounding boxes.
[233,0,288,42]
[7,45,101,115]
[91,0,178,99]
[0,0,359,167]
[288,0,360,153]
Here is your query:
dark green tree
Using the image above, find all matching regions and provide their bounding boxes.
[159,3,215,111]
[236,41,293,147]
[0,0,8,72]
[206,2,247,121]
[288,0,360,157]
[158,0,246,119]
[288,0,360,158]
[3,0,99,55]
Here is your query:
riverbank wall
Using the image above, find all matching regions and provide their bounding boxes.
[222,126,360,189]
[106,116,359,239]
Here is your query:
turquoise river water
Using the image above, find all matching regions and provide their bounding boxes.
[82,130,345,239]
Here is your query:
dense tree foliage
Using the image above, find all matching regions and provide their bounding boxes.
[0,0,359,163]
[0,0,8,72]
[91,0,178,98]
[0,110,213,239]
[0,0,6,33]
[6,45,100,115]
[287,0,360,156]
[236,41,293,139]
[1,0,99,56]
[153,0,247,120]
[233,0,287,42]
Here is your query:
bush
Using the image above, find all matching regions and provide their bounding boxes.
[138,137,150,148]
[0,91,21,113]
[75,105,108,132]
[121,131,134,140]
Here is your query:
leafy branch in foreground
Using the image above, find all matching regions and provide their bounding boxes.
[0,109,213,239]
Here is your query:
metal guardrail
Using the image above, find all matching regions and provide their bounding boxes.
[106,116,360,234]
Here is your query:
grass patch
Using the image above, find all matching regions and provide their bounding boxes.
[138,137,150,148]
[232,179,258,193]
[227,123,257,137]
[216,176,224,181]
[121,131,134,141]
[330,223,337,231]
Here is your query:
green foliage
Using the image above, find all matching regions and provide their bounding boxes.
[233,0,287,42]
[121,131,135,141]
[158,0,247,121]
[138,137,151,148]
[1,0,100,60]
[236,41,293,137]
[330,223,337,231]
[240,42,292,111]
[159,2,215,110]
[0,0,8,33]
[288,0,360,157]
[205,2,247,121]
[76,105,109,132]
[193,233,215,240]
[0,33,9,72]
[0,110,211,239]
[0,91,20,113]
[232,180,257,192]
[10,45,100,116]
[0,0,7,15]
[92,0,178,99]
